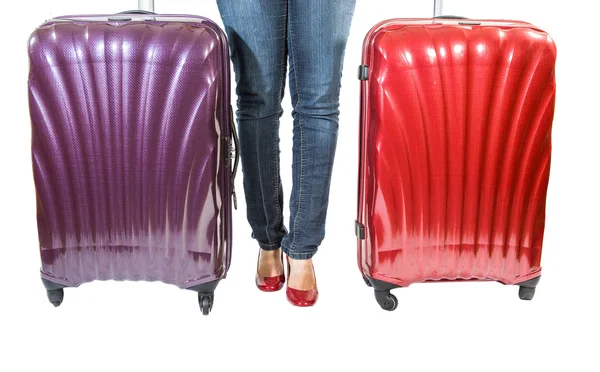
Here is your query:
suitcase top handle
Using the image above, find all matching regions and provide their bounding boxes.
[433,15,468,19]
[433,15,482,26]
[118,10,156,15]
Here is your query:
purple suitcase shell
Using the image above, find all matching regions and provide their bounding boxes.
[27,13,236,309]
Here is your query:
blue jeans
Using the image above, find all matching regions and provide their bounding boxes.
[216,0,356,259]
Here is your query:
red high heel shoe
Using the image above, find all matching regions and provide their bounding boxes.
[255,249,285,292]
[285,256,318,307]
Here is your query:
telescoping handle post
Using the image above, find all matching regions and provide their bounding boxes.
[138,0,154,12]
[434,0,443,17]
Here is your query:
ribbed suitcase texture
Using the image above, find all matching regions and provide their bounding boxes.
[27,13,234,312]
[356,18,556,308]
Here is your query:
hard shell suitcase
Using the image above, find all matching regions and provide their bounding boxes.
[356,0,557,310]
[27,0,238,315]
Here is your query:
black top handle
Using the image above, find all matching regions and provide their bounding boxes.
[118,10,156,15]
[433,15,469,19]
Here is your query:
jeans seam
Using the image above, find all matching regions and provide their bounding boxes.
[291,117,305,252]
[256,121,272,245]
[288,2,304,252]
[273,4,288,222]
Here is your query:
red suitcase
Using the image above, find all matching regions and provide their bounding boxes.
[356,0,557,310]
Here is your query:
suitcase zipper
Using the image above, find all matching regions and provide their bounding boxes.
[228,105,240,210]
[225,136,234,166]
[224,136,238,210]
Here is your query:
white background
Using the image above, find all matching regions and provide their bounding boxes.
[1,0,598,371]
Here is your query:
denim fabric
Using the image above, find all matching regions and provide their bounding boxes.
[216,0,356,259]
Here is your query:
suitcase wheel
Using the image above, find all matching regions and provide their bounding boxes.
[189,279,220,316]
[516,276,540,301]
[518,286,536,301]
[42,278,66,307]
[374,291,398,311]
[198,294,214,316]
[363,275,401,311]
[46,288,64,307]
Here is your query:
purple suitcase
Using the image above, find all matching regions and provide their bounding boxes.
[27,3,237,315]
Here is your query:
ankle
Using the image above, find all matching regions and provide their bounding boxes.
[287,257,313,270]
[257,248,283,277]
[260,248,282,260]
[286,256,316,290]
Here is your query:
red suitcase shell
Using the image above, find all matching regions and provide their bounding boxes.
[356,17,557,309]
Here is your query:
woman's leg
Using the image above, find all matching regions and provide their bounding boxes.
[283,0,356,287]
[216,0,289,277]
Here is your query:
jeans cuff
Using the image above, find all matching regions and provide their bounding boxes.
[281,246,316,260]
[258,240,281,251]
